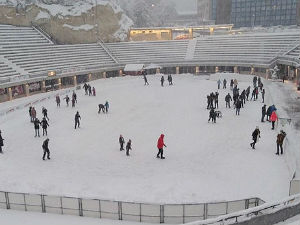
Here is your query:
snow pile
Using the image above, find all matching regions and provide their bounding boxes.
[0,74,293,204]
[63,24,94,31]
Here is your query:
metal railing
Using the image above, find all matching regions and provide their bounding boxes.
[0,191,263,224]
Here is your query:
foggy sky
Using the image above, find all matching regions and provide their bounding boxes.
[167,0,197,14]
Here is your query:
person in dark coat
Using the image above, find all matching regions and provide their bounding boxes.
[276,130,286,155]
[98,104,105,114]
[206,95,211,109]
[225,93,232,108]
[29,106,33,122]
[217,79,221,89]
[214,92,219,109]
[126,139,132,156]
[92,87,96,96]
[34,118,41,137]
[250,126,261,149]
[104,101,109,113]
[0,130,4,153]
[161,76,164,87]
[31,107,36,121]
[266,105,272,121]
[56,95,60,107]
[72,91,77,103]
[157,134,166,159]
[88,86,92,96]
[119,135,125,151]
[168,75,173,85]
[246,86,251,101]
[64,95,70,107]
[223,79,227,89]
[42,107,49,121]
[262,89,265,103]
[75,111,81,129]
[235,99,242,115]
[72,97,76,107]
[261,104,267,122]
[41,117,49,136]
[42,138,50,160]
[83,83,88,95]
[208,108,216,123]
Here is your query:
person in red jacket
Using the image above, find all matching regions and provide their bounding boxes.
[270,110,278,130]
[157,134,167,159]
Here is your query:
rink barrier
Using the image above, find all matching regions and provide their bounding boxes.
[184,194,300,225]
[0,191,264,224]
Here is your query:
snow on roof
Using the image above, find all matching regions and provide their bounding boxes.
[124,64,144,72]
[144,64,162,70]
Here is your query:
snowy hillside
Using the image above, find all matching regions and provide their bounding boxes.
[0,74,294,204]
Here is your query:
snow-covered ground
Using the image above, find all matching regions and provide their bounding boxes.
[0,74,294,204]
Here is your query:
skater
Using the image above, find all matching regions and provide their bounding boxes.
[74,111,81,129]
[31,107,37,121]
[88,86,92,96]
[64,95,70,106]
[168,75,173,85]
[160,76,164,87]
[119,135,125,151]
[206,95,212,109]
[56,95,60,107]
[217,79,221,89]
[230,79,234,90]
[143,73,149,85]
[0,130,4,153]
[246,86,251,101]
[234,79,238,86]
[42,138,50,160]
[262,89,265,103]
[157,134,166,159]
[104,101,109,113]
[276,130,286,155]
[92,87,96,96]
[253,76,257,87]
[83,83,88,95]
[223,79,227,89]
[72,91,77,103]
[208,108,216,123]
[235,99,242,115]
[98,104,105,114]
[266,105,272,121]
[34,117,41,137]
[72,97,76,107]
[126,139,132,156]
[42,107,49,121]
[270,110,278,130]
[250,126,260,149]
[214,92,219,109]
[29,106,33,122]
[225,93,232,108]
[261,104,266,122]
[41,117,49,136]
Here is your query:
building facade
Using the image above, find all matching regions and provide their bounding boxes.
[211,0,299,27]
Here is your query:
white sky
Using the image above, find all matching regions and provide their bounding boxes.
[167,0,197,14]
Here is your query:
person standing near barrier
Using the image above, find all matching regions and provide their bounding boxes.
[0,130,4,154]
[270,110,278,130]
[75,111,81,129]
[157,134,167,159]
[42,138,50,160]
[276,130,286,155]
[250,126,260,149]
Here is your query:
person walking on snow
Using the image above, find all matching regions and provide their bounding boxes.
[0,130,4,154]
[143,73,149,85]
[41,117,49,136]
[126,139,132,156]
[225,93,232,108]
[29,106,33,122]
[42,138,50,160]
[92,87,96,96]
[223,79,227,89]
[168,75,173,85]
[64,95,70,107]
[74,111,81,129]
[119,135,125,151]
[276,130,286,155]
[250,126,260,149]
[270,110,278,130]
[262,89,265,103]
[157,134,167,159]
[31,107,36,121]
[42,107,49,121]
[217,79,221,89]
[208,108,216,123]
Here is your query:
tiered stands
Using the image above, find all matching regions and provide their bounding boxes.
[0,60,19,82]
[106,40,189,64]
[193,32,300,65]
[286,46,300,58]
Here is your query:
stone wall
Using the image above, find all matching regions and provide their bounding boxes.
[0,4,126,44]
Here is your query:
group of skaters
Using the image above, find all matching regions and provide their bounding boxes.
[142,73,173,87]
[29,106,50,137]
[83,83,96,96]
[55,91,77,108]
[98,101,109,114]
[118,134,167,159]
